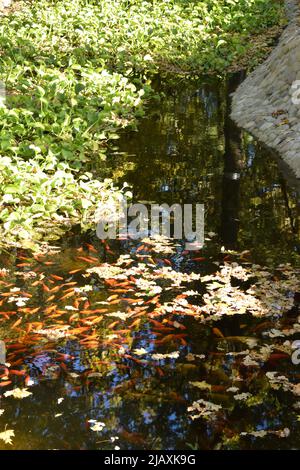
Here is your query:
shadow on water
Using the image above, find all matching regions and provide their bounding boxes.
[0,74,299,450]
[105,73,299,262]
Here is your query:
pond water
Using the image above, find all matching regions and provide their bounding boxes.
[0,75,299,450]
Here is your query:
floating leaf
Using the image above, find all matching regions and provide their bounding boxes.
[4,388,32,399]
[0,429,14,445]
[132,348,148,356]
[189,381,212,391]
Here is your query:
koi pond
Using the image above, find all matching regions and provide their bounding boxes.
[0,75,299,450]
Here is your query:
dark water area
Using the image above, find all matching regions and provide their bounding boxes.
[0,75,299,450]
[104,74,299,264]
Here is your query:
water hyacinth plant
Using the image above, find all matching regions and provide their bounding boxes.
[0,0,285,248]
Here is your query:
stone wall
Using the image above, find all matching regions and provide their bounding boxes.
[231,0,300,179]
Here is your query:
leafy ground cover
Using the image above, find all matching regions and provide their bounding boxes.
[0,0,286,248]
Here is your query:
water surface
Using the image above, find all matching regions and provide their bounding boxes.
[0,75,299,450]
